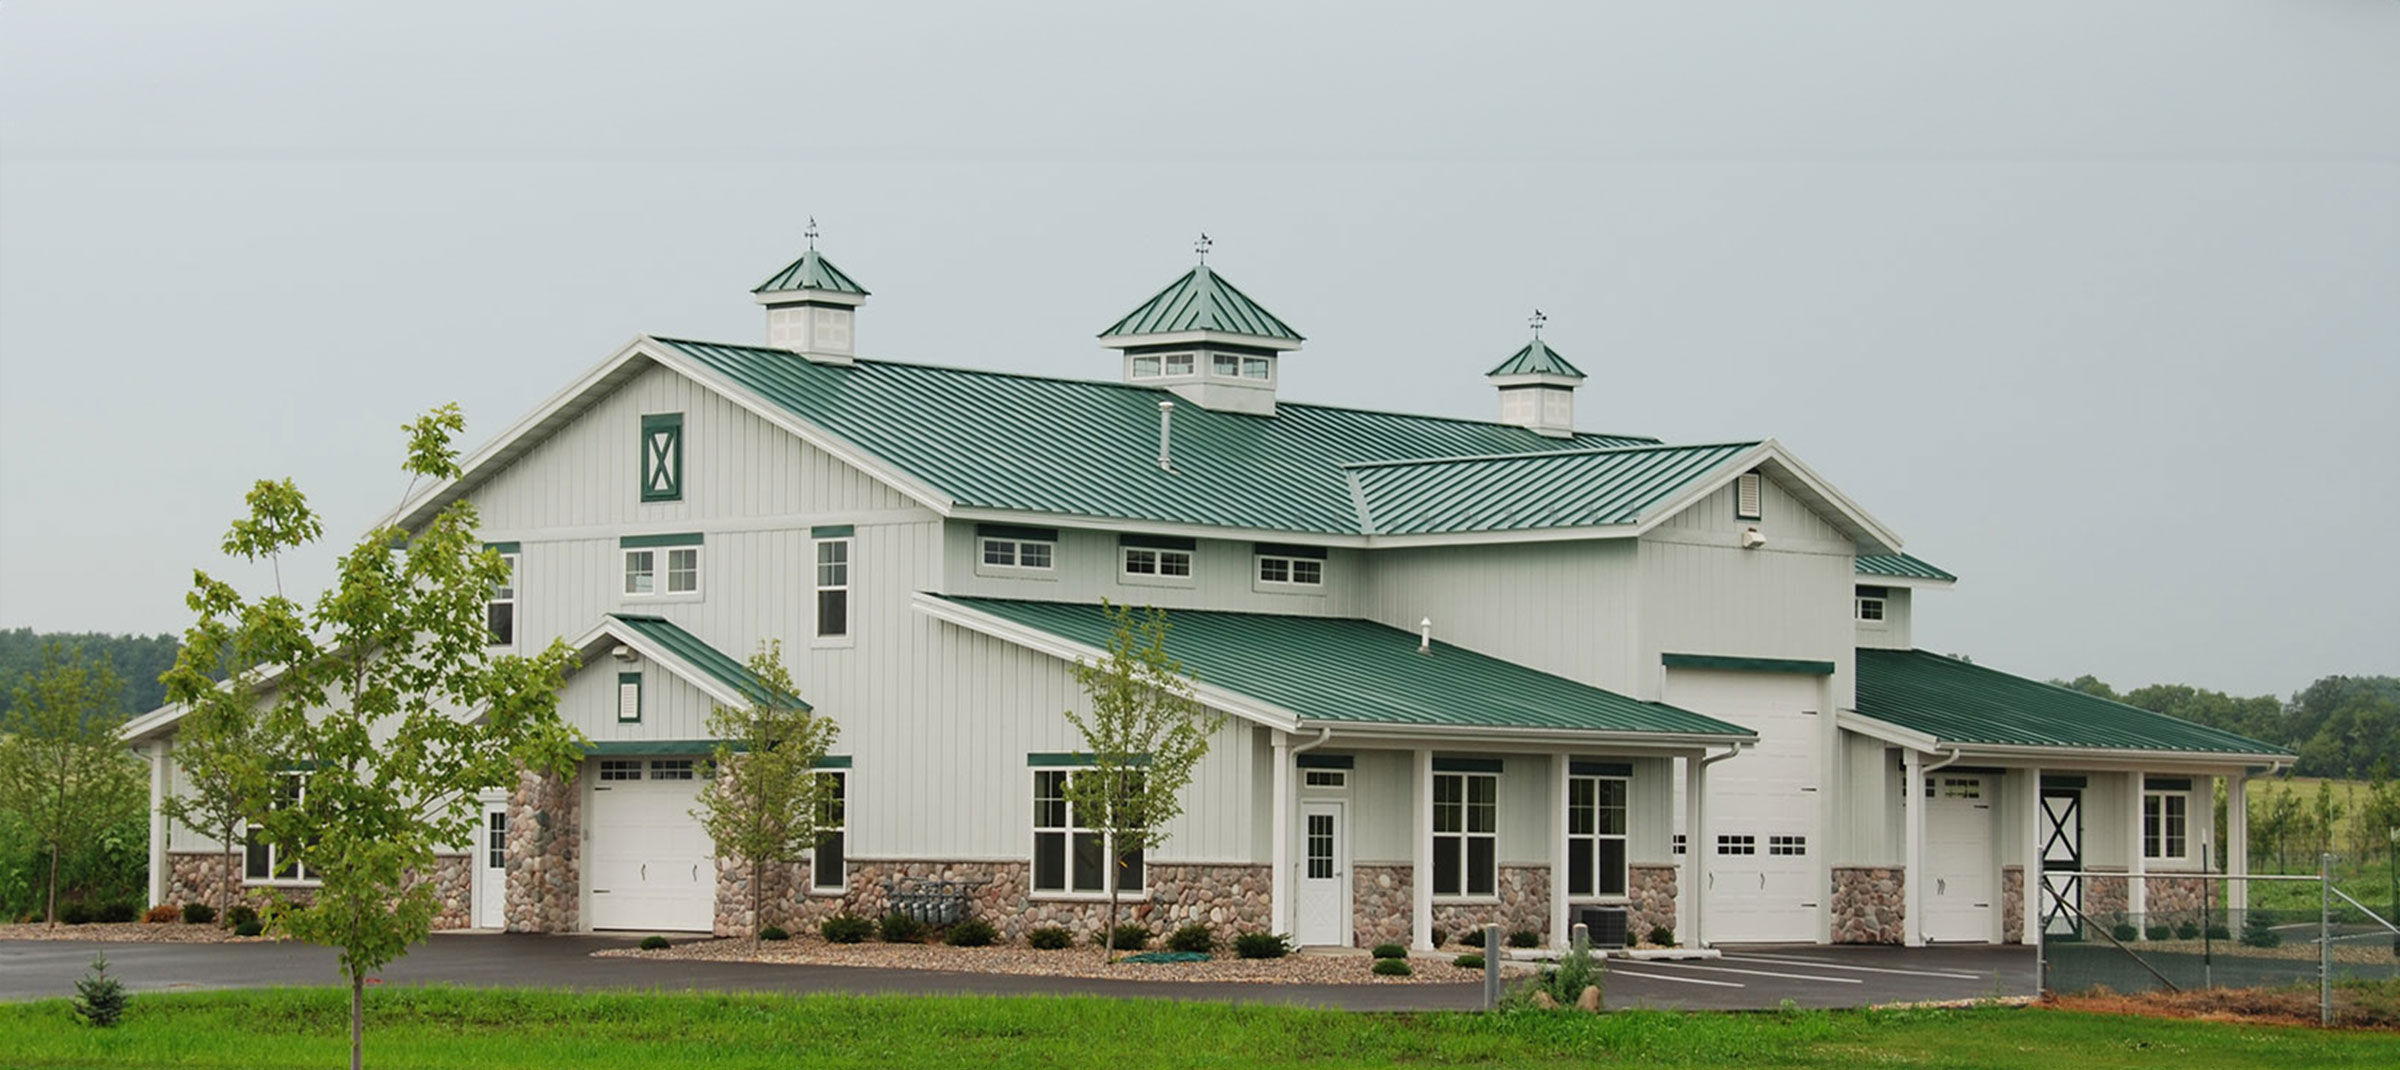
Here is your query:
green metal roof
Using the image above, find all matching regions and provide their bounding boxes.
[1853,648,2289,757]
[934,595,1753,738]
[1486,338,1585,379]
[608,613,810,709]
[1855,553,1956,582]
[753,250,868,296]
[1098,265,1303,343]
[658,338,1659,534]
[1346,443,1759,535]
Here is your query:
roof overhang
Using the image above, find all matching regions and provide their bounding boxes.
[1628,439,1904,556]
[754,289,866,309]
[1858,574,1956,590]
[1488,373,1585,390]
[566,616,799,712]
[1098,329,1303,352]
[1836,710,2294,772]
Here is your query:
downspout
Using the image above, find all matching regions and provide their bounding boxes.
[1272,726,1335,937]
[1686,742,1747,949]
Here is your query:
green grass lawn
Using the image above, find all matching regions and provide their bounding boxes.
[1,988,2395,1069]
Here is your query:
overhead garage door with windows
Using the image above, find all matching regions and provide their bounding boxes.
[1666,663,1828,944]
[586,757,714,932]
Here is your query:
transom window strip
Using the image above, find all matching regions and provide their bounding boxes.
[649,759,694,781]
[598,759,642,781]
[1716,834,1757,856]
[1768,835,1807,856]
[981,537,1054,570]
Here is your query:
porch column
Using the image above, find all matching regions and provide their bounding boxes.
[1550,754,1570,948]
[1270,731,1292,935]
[2227,771,2250,914]
[147,739,171,906]
[1902,748,1924,947]
[1684,751,1710,948]
[2127,771,2147,931]
[1412,748,1435,950]
[2021,764,2043,945]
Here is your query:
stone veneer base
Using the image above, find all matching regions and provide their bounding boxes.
[1831,866,1906,944]
[166,851,469,930]
[712,860,1271,941]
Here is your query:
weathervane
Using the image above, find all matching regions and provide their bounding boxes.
[1194,232,1213,265]
[805,217,820,251]
[1529,309,1547,338]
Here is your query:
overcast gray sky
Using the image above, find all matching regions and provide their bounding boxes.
[2,1,2393,697]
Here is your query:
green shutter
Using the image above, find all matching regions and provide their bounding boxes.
[641,413,683,503]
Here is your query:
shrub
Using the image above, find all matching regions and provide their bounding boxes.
[1507,929,1540,949]
[820,915,872,944]
[759,925,789,941]
[72,955,128,1028]
[1026,926,1073,950]
[1454,953,1486,970]
[2110,923,2139,943]
[1097,923,1150,951]
[60,902,93,926]
[2174,921,2201,941]
[944,918,997,947]
[1370,943,1407,960]
[2241,912,2282,948]
[1165,923,1215,954]
[144,904,180,924]
[225,904,259,929]
[1233,932,1291,959]
[1647,926,1675,948]
[879,913,926,944]
[2206,924,2233,941]
[1516,940,1604,1009]
[182,903,217,925]
[100,901,139,924]
[638,935,669,951]
[1372,958,1413,977]
[2145,924,2172,941]
[233,920,264,937]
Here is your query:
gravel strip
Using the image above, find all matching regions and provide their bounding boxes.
[596,937,1485,985]
[0,923,270,944]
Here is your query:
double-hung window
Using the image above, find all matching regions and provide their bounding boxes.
[1031,767,1143,896]
[245,771,313,883]
[1432,770,1497,897]
[814,527,852,639]
[2143,780,2190,860]
[1566,772,1629,898]
[622,534,702,597]
[812,770,847,892]
[486,545,519,647]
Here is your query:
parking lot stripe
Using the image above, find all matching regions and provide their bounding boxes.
[1646,962,1861,984]
[1608,968,1745,988]
[1726,954,1982,980]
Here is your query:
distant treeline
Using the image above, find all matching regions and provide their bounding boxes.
[2058,673,2399,780]
[0,629,181,720]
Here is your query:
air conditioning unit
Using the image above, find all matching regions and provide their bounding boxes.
[1574,906,1630,949]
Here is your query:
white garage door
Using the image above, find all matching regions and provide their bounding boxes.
[1923,773,1998,943]
[587,758,714,932]
[1668,669,1824,944]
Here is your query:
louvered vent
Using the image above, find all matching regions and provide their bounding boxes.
[618,675,642,723]
[1735,472,1763,521]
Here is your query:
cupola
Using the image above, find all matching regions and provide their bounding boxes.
[1099,235,1303,416]
[753,218,869,365]
[1486,311,1585,438]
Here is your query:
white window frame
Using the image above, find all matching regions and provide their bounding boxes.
[979,536,1055,573]
[623,548,655,596]
[1303,769,1347,790]
[622,542,702,600]
[1241,355,1272,380]
[2143,790,2191,862]
[597,759,643,781]
[815,537,852,644]
[1130,356,1161,378]
[1163,353,1193,376]
[1119,545,1194,585]
[665,546,700,595]
[1255,554,1324,588]
[244,770,316,886]
[487,552,518,648]
[1565,774,1629,900]
[1431,771,1498,899]
[811,770,847,894]
[1030,767,1145,901]
[648,758,694,780]
[1855,596,1886,623]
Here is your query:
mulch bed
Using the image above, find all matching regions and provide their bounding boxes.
[2046,983,2400,1031]
[596,935,1489,985]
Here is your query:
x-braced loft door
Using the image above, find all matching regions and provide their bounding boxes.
[2040,789,2083,937]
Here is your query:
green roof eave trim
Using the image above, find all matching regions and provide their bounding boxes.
[1855,553,1957,583]
[935,595,1753,740]
[604,613,811,710]
[1853,648,2294,758]
[1663,653,1837,676]
[1027,752,1152,767]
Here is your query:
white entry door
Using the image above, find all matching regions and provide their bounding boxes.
[587,760,714,932]
[475,802,508,929]
[1923,773,1998,942]
[1296,801,1349,947]
[1672,670,1825,944]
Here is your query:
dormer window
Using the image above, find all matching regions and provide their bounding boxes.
[1120,534,1196,585]
[1855,584,1888,623]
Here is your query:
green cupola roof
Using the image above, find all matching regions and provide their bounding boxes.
[1099,264,1303,344]
[1487,338,1585,380]
[753,249,869,296]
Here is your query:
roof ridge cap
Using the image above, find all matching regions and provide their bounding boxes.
[1339,440,1764,471]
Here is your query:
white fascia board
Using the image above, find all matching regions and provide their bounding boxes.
[638,339,957,516]
[1488,373,1585,390]
[120,662,297,743]
[910,593,1303,733]
[1628,440,1905,555]
[1099,330,1302,352]
[566,618,753,712]
[1362,524,1641,549]
[1856,574,1957,590]
[1835,710,1942,752]
[1834,710,2292,770]
[1321,723,1756,749]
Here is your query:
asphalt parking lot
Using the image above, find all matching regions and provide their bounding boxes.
[0,934,2035,1012]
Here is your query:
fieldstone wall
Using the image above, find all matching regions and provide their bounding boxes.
[506,768,581,933]
[166,850,469,929]
[1353,865,1412,948]
[2145,875,2206,924]
[1431,865,1551,946]
[1628,864,1678,944]
[715,859,1271,942]
[2002,866,2024,944]
[2084,873,2128,921]
[1831,866,1906,944]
